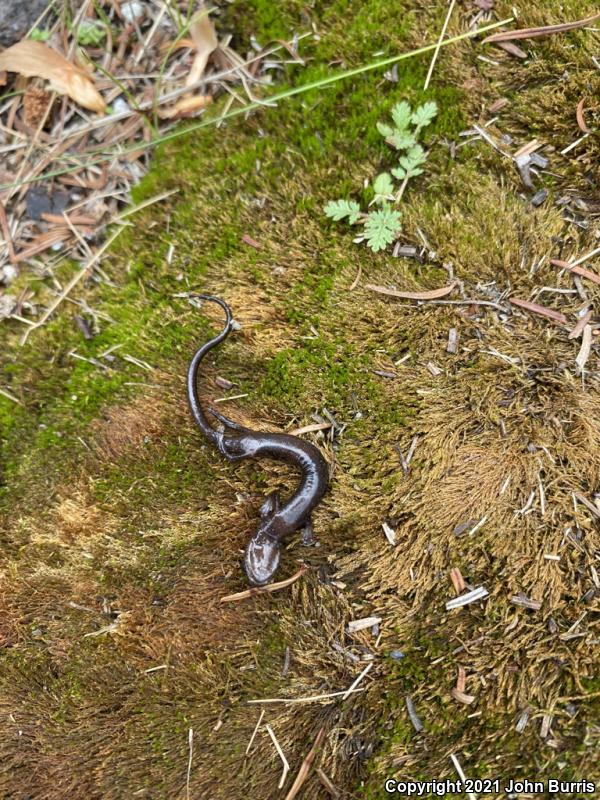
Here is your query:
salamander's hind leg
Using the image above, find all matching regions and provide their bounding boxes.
[259,490,280,518]
[300,517,316,546]
[207,406,248,432]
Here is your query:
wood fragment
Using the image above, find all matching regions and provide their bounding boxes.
[451,687,475,705]
[446,327,458,354]
[450,754,477,800]
[220,565,307,603]
[266,724,290,789]
[284,727,326,800]
[347,616,382,633]
[510,593,542,611]
[449,568,466,595]
[405,694,424,732]
[569,310,593,339]
[316,769,341,798]
[446,587,488,610]
[575,325,593,370]
[366,282,455,301]
[576,98,591,134]
[483,12,600,42]
[540,714,552,739]
[382,521,397,546]
[509,296,567,325]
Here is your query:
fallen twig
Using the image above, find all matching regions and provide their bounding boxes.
[220,565,307,603]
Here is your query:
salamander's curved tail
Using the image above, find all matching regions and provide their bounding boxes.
[187,295,233,447]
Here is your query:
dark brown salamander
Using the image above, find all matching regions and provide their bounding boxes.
[187,295,329,586]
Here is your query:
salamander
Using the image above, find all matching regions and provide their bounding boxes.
[187,295,329,585]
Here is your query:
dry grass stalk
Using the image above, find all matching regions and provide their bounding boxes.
[266,724,290,789]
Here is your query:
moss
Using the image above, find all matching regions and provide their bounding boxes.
[2,0,600,797]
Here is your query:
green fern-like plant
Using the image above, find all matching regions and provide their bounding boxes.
[325,99,437,252]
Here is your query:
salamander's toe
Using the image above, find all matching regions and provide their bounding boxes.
[244,532,280,586]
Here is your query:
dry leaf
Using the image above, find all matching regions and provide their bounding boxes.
[158,93,212,119]
[365,282,455,300]
[0,40,105,114]
[187,4,218,87]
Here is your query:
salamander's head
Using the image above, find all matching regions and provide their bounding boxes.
[243,523,281,586]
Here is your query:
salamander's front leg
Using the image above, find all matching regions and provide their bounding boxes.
[260,490,281,518]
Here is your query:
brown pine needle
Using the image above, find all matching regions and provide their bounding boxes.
[509,297,567,326]
[220,565,307,603]
[366,282,456,301]
[284,727,326,800]
[483,11,600,42]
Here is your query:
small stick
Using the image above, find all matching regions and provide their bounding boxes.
[284,727,326,800]
[366,282,455,300]
[424,0,457,90]
[266,724,290,789]
[245,709,265,756]
[220,565,307,603]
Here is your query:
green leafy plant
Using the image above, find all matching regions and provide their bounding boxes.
[325,99,437,252]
